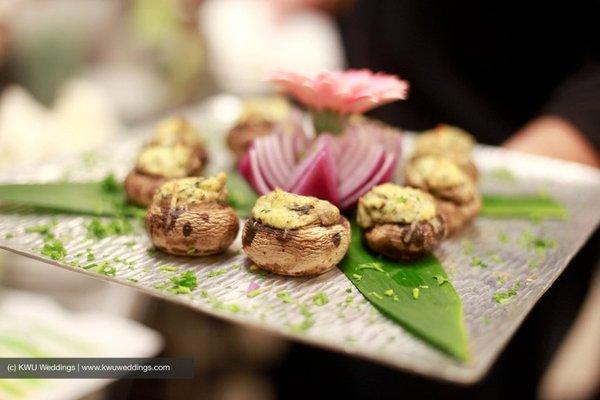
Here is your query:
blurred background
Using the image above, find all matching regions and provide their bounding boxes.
[0,0,598,399]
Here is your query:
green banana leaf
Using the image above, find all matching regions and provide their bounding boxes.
[340,223,469,361]
[0,172,257,218]
[481,195,567,220]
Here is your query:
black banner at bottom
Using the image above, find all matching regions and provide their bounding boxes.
[0,358,195,379]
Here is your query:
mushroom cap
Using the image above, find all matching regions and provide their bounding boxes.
[363,215,446,260]
[226,118,273,160]
[124,170,167,207]
[146,202,239,256]
[242,216,351,276]
[125,143,206,207]
[435,194,482,235]
[135,144,203,179]
[413,124,475,157]
[357,184,437,228]
[405,155,477,204]
[150,116,204,149]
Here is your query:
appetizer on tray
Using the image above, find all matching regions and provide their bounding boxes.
[125,117,207,206]
[227,97,291,161]
[357,184,446,260]
[405,155,481,234]
[145,173,239,256]
[243,189,350,276]
[5,67,580,375]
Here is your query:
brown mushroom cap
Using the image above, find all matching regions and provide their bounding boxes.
[363,215,446,260]
[144,174,239,256]
[242,216,351,276]
[413,124,475,157]
[124,145,204,207]
[226,118,274,160]
[146,202,239,256]
[124,170,167,207]
[404,155,481,235]
[435,194,482,235]
[405,155,477,204]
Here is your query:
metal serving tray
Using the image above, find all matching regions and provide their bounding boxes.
[1,96,599,383]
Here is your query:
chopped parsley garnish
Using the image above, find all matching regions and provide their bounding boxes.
[40,239,67,260]
[205,268,227,278]
[127,277,139,283]
[277,291,295,304]
[100,172,120,194]
[493,282,522,304]
[412,288,420,299]
[171,286,191,294]
[495,272,510,285]
[290,305,316,332]
[25,224,55,239]
[247,288,263,298]
[159,265,178,273]
[432,275,448,285]
[96,262,116,277]
[291,318,314,333]
[86,218,133,240]
[490,254,504,264]
[4,233,13,240]
[146,247,157,256]
[228,304,242,313]
[470,256,488,268]
[357,262,385,273]
[312,293,329,306]
[169,270,198,293]
[461,239,474,255]
[370,291,383,300]
[498,232,509,243]
[518,231,556,253]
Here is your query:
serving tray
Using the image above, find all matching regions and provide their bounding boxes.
[1,95,599,383]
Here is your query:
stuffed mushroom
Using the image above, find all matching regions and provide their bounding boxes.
[145,173,239,256]
[124,117,207,207]
[242,189,350,276]
[227,97,290,160]
[357,184,446,260]
[405,155,481,234]
[124,144,203,207]
[413,124,478,180]
[227,118,274,160]
[150,116,208,166]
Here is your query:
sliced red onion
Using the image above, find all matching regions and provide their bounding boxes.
[240,118,403,210]
[340,153,398,210]
[338,147,385,199]
[244,148,272,195]
[290,144,340,204]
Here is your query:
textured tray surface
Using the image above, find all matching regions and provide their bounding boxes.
[1,96,599,383]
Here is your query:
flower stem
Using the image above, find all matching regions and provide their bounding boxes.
[311,109,347,135]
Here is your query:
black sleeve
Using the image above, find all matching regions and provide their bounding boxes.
[543,62,600,152]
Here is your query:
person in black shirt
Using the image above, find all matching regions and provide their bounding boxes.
[337,0,600,166]
[273,1,600,399]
